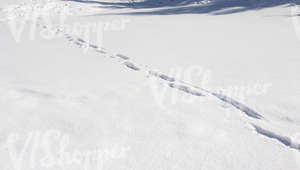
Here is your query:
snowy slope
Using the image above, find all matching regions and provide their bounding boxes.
[1,0,300,170]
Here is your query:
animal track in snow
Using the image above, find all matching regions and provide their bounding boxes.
[169,83,204,97]
[212,93,263,119]
[149,71,176,82]
[19,88,54,99]
[67,33,265,120]
[4,1,298,154]
[34,17,265,121]
[116,54,130,60]
[252,124,300,151]
[123,62,140,71]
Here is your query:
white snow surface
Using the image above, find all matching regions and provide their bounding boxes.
[1,0,300,169]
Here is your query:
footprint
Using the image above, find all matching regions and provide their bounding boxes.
[89,44,98,49]
[19,88,54,99]
[169,83,204,96]
[252,124,300,151]
[123,62,140,71]
[212,93,263,119]
[77,38,85,43]
[96,49,106,54]
[116,54,130,60]
[149,71,175,82]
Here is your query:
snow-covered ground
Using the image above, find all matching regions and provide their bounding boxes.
[1,0,300,169]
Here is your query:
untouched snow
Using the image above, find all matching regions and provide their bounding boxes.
[1,0,300,169]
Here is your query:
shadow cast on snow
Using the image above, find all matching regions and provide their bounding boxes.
[63,0,300,15]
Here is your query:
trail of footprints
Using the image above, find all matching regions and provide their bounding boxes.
[66,34,264,120]
[5,0,299,153]
[37,22,300,152]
